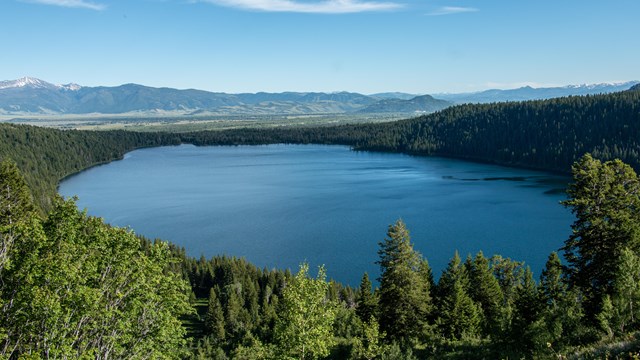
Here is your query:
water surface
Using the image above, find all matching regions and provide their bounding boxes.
[59,144,573,285]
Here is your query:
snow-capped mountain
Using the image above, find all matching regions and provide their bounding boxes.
[0,77,82,91]
[0,77,638,116]
[435,81,640,104]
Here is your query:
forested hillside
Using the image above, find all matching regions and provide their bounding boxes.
[2,90,640,357]
[2,89,639,213]
[181,88,640,173]
[3,155,640,359]
[0,124,180,210]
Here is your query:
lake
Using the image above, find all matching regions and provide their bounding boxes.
[58,144,574,285]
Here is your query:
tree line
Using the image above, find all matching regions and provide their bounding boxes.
[1,88,640,358]
[2,87,639,214]
[180,155,640,359]
[4,153,638,358]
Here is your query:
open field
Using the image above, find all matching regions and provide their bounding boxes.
[1,113,410,132]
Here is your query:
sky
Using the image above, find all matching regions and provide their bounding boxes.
[1,0,639,94]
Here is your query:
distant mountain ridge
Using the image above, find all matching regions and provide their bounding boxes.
[434,81,639,104]
[1,77,440,116]
[1,77,638,116]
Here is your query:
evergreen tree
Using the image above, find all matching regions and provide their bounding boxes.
[436,251,481,340]
[490,255,524,334]
[223,282,249,344]
[510,267,542,358]
[356,272,377,322]
[205,287,226,342]
[466,251,503,337]
[377,220,432,343]
[0,159,34,227]
[538,252,584,350]
[562,154,640,314]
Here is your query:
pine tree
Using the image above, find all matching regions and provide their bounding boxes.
[205,287,226,342]
[356,272,377,323]
[377,219,432,343]
[436,251,481,340]
[562,154,640,314]
[538,252,584,350]
[510,267,542,357]
[466,251,503,337]
[0,159,35,227]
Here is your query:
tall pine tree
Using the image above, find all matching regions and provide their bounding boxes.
[377,220,432,343]
[562,154,640,315]
[436,251,481,340]
[356,272,377,323]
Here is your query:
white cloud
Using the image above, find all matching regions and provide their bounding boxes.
[426,6,477,16]
[23,0,106,10]
[197,0,403,14]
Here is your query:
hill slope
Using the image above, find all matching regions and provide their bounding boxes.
[357,94,451,113]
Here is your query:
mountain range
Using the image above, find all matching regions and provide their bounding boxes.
[0,77,450,116]
[0,77,637,117]
[433,81,639,104]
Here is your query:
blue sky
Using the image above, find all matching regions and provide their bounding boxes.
[2,0,639,94]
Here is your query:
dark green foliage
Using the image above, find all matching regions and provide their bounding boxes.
[510,267,543,357]
[3,89,640,217]
[0,159,35,227]
[356,272,377,323]
[180,89,640,174]
[538,252,585,351]
[466,252,503,337]
[0,123,180,211]
[377,220,433,343]
[562,154,640,315]
[3,90,640,358]
[436,252,481,340]
[205,287,226,342]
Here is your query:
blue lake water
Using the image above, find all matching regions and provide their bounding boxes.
[58,144,574,285]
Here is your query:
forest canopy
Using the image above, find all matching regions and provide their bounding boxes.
[1,89,640,358]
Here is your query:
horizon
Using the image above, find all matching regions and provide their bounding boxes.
[2,0,639,94]
[3,75,638,96]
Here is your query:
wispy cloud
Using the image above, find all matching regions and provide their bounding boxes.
[196,0,403,14]
[23,0,106,10]
[426,6,477,16]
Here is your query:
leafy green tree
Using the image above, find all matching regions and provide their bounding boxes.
[599,247,640,335]
[274,263,337,360]
[377,219,432,343]
[352,317,385,360]
[1,197,192,359]
[613,247,640,332]
[562,154,640,314]
[436,251,481,340]
[356,272,377,323]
